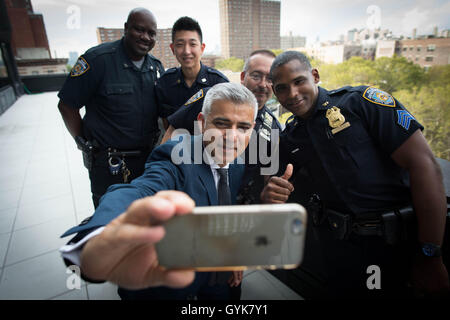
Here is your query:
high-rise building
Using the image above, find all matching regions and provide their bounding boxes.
[219,0,280,60]
[96,27,178,69]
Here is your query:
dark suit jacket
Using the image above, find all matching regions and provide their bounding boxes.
[61,134,245,238]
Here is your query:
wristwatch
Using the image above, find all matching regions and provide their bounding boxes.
[419,242,442,257]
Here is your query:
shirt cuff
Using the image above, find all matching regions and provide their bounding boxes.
[59,227,105,266]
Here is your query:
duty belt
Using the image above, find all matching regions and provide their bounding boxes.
[106,147,150,183]
[324,207,417,245]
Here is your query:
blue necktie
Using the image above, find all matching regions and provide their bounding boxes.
[216,168,231,205]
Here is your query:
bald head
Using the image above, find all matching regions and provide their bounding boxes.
[126,8,155,24]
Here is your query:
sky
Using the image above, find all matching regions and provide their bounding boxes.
[30,0,450,59]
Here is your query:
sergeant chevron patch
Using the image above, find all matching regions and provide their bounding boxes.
[396,110,415,130]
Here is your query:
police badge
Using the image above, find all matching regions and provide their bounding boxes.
[326,106,350,134]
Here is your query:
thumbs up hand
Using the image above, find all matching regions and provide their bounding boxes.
[260,164,295,204]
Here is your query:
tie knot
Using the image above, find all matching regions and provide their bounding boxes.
[216,168,228,178]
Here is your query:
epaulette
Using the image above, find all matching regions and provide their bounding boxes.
[206,68,229,81]
[148,54,162,65]
[327,86,353,95]
[159,67,178,77]
[83,40,118,60]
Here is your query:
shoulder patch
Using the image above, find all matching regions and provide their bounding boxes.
[396,110,415,131]
[363,87,396,107]
[70,57,90,77]
[184,89,204,106]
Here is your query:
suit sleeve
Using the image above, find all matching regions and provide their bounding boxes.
[60,143,182,238]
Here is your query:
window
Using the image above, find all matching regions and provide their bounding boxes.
[427,44,436,52]
[425,56,433,62]
[417,46,422,52]
[403,47,407,51]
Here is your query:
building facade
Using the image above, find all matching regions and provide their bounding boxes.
[6,0,68,76]
[376,36,450,69]
[398,37,450,68]
[219,0,280,59]
[281,31,306,50]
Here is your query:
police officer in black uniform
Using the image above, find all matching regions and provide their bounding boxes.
[262,51,449,298]
[155,16,228,126]
[58,8,164,208]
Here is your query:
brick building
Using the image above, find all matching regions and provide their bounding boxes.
[376,36,450,69]
[219,0,280,59]
[5,0,68,75]
[399,37,450,68]
[5,0,50,58]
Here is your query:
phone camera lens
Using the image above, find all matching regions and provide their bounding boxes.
[291,218,303,234]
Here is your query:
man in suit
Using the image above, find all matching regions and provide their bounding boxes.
[60,82,258,299]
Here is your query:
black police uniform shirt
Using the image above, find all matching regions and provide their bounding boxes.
[155,63,228,118]
[58,38,164,150]
[279,86,424,216]
[166,87,211,135]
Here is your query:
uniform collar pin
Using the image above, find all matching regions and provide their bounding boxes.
[201,78,206,83]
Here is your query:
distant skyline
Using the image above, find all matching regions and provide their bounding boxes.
[29,0,450,59]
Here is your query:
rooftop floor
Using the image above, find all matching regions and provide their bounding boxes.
[0,92,302,300]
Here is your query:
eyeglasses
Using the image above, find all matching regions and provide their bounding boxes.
[248,72,272,85]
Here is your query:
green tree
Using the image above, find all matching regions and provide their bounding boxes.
[215,57,244,72]
[319,56,377,90]
[373,55,425,93]
[394,84,450,160]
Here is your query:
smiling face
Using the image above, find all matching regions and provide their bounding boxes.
[170,30,205,69]
[272,59,320,119]
[123,11,157,61]
[198,100,255,166]
[241,54,275,109]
